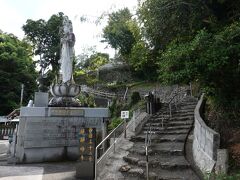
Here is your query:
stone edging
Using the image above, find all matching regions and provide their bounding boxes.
[193,94,220,173]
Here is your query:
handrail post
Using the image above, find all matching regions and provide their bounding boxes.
[113,131,116,153]
[169,103,172,118]
[161,113,164,128]
[95,147,98,180]
[146,146,149,180]
[124,119,127,138]
[133,111,136,132]
[190,82,193,97]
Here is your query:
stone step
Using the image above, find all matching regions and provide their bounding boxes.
[152,168,200,180]
[153,112,194,119]
[130,134,187,143]
[167,120,193,126]
[152,116,193,122]
[119,165,144,178]
[172,108,195,113]
[144,120,193,129]
[143,128,189,135]
[177,105,196,110]
[181,99,197,103]
[172,111,194,115]
[143,125,191,131]
[149,116,170,121]
[170,116,194,121]
[171,113,194,117]
[129,142,184,156]
[158,104,196,111]
[123,155,190,170]
[120,165,199,180]
[145,120,193,127]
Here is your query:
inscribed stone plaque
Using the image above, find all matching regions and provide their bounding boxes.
[76,128,96,179]
[78,128,96,162]
[49,108,84,117]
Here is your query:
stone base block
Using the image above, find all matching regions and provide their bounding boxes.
[14,107,109,163]
[76,161,95,179]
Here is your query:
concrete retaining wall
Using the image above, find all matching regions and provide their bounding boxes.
[193,94,220,172]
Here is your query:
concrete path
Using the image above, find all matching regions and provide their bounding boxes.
[0,140,9,161]
[0,140,77,180]
[0,161,77,180]
[97,113,148,180]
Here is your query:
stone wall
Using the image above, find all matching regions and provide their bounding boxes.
[98,66,132,83]
[193,94,220,172]
[14,107,109,163]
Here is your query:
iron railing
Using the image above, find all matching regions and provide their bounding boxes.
[166,86,188,118]
[95,109,142,179]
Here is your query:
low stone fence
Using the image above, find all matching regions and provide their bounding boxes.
[193,94,220,172]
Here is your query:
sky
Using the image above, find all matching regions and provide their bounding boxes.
[0,0,138,57]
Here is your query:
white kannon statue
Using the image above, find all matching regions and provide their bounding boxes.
[59,16,75,83]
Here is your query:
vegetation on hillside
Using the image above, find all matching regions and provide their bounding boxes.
[101,0,240,171]
[75,50,109,86]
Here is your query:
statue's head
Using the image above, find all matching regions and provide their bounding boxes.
[63,16,73,33]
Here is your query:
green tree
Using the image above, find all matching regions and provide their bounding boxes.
[138,0,213,51]
[102,8,157,80]
[22,12,64,89]
[103,8,136,57]
[204,0,240,23]
[75,52,109,85]
[129,40,157,80]
[0,32,37,115]
[76,52,109,72]
[158,23,240,107]
[82,53,109,72]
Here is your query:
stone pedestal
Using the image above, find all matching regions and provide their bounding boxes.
[14,107,109,163]
[76,161,95,180]
[34,92,48,107]
[216,149,228,174]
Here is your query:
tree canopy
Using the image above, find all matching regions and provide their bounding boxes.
[103,8,137,57]
[101,0,240,110]
[0,32,37,115]
[138,0,213,51]
[22,12,64,89]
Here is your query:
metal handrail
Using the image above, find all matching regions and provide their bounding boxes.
[145,126,153,180]
[95,109,142,179]
[167,87,187,118]
[123,87,129,101]
[95,121,124,179]
[82,85,117,99]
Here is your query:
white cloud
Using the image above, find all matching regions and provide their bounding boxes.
[0,1,25,38]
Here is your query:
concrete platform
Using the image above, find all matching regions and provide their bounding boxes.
[0,161,77,180]
[0,140,78,180]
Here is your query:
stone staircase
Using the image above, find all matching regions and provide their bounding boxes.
[120,96,200,180]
